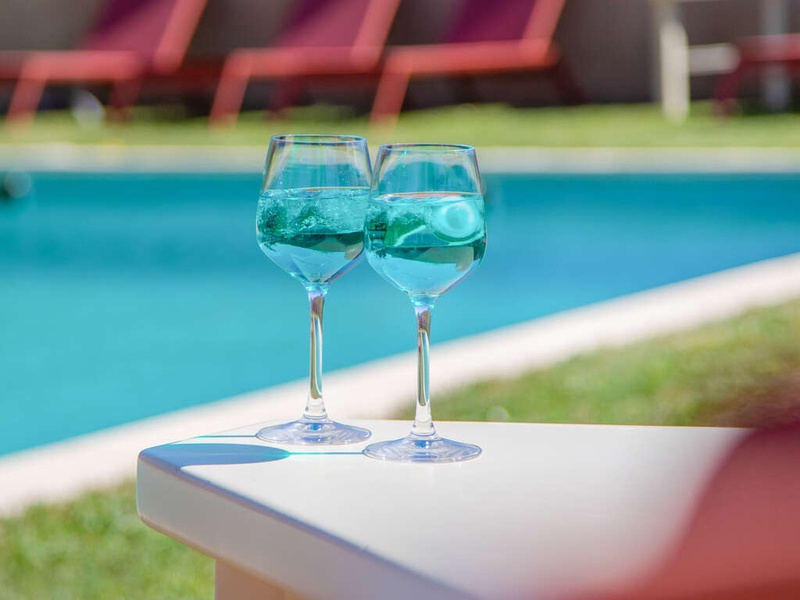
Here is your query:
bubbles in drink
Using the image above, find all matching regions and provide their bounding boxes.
[257,187,368,284]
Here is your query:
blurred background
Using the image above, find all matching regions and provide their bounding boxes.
[0,0,797,122]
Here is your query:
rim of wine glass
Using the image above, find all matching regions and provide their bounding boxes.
[377,143,476,153]
[270,134,367,146]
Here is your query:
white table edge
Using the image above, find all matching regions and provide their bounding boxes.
[137,442,475,600]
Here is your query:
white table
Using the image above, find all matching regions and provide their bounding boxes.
[137,420,751,599]
[651,0,790,121]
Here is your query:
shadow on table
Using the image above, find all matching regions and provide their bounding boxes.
[141,443,292,467]
[580,421,800,600]
[140,437,365,468]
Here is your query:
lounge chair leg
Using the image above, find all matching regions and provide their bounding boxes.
[210,57,252,127]
[370,68,411,128]
[714,63,745,117]
[109,77,143,122]
[6,76,46,128]
[210,78,248,127]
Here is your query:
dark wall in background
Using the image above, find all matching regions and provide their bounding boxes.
[1,0,795,107]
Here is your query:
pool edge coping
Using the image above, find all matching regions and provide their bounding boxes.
[3,144,800,173]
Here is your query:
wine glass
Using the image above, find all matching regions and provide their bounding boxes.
[363,144,487,462]
[255,134,372,445]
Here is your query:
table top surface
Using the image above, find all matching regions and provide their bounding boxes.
[137,420,747,600]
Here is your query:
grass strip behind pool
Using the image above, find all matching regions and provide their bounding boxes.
[2,102,800,148]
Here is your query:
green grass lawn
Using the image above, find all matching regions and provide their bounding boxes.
[1,299,799,599]
[404,299,800,428]
[2,102,800,148]
[0,483,213,600]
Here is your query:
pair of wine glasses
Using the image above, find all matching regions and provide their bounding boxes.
[255,134,486,463]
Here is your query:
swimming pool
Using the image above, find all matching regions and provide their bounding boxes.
[1,171,799,456]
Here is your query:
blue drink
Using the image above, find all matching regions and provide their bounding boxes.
[362,143,486,463]
[365,192,486,299]
[253,133,372,446]
[257,187,369,285]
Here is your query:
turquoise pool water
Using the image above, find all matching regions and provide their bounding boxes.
[1,172,799,456]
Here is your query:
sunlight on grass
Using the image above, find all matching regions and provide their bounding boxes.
[0,483,212,600]
[405,299,800,427]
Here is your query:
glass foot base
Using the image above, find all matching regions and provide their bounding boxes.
[364,433,481,463]
[256,419,371,445]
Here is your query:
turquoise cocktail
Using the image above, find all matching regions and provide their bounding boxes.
[255,135,372,445]
[365,192,486,298]
[257,187,368,284]
[364,144,487,462]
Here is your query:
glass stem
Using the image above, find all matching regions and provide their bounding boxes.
[411,298,437,437]
[304,285,329,421]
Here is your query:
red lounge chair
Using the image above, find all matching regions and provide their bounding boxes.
[2,0,207,127]
[715,33,800,115]
[369,0,577,127]
[209,0,401,127]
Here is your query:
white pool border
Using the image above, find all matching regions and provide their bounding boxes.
[3,144,800,173]
[1,145,799,517]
